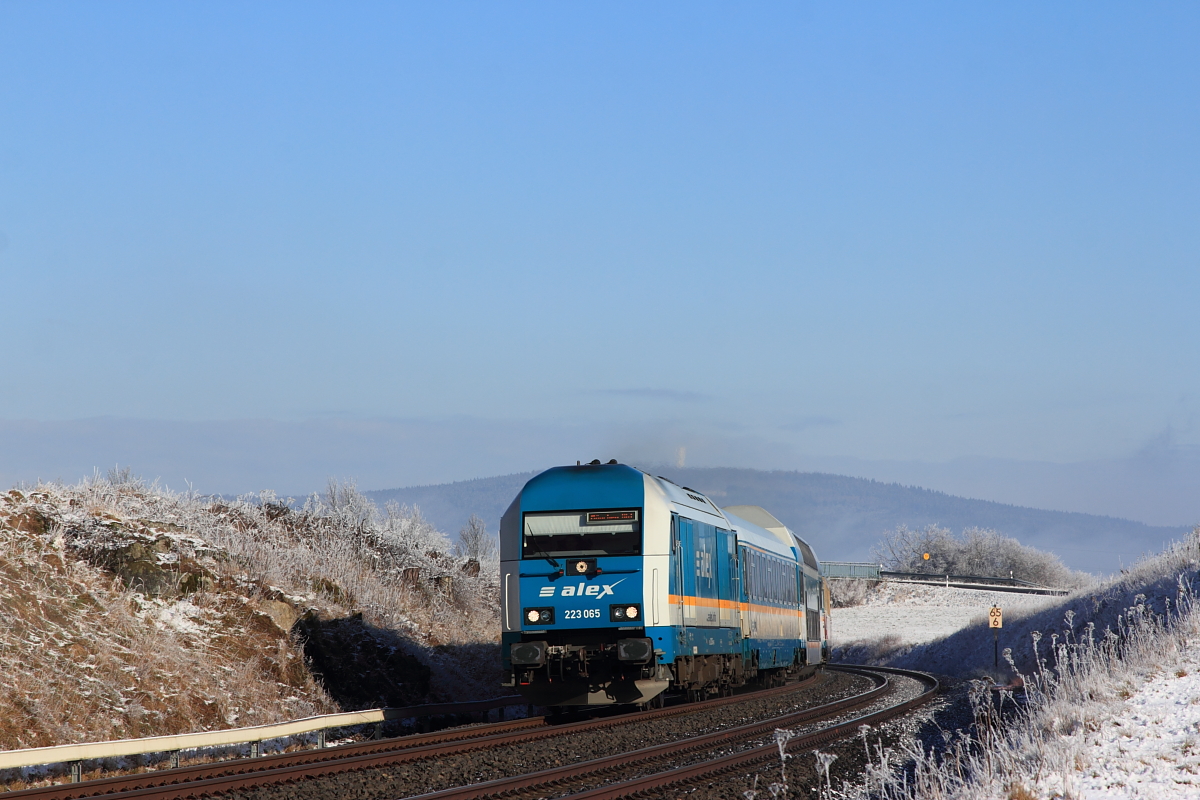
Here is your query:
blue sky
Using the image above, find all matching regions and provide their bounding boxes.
[1,3,1198,520]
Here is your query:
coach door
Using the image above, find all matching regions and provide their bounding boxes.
[671,515,687,644]
[737,546,751,639]
[796,561,806,644]
[716,528,737,630]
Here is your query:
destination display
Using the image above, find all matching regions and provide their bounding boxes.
[586,510,638,523]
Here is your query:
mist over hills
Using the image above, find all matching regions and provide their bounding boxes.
[367,466,1189,576]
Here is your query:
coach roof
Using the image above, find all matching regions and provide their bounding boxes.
[723,504,819,569]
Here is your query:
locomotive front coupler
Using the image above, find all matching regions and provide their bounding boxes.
[543,643,591,678]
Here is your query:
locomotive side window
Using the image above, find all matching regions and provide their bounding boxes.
[523,510,642,558]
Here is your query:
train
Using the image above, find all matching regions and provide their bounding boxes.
[499,460,831,707]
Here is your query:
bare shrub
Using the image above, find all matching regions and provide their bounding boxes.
[829,578,876,608]
[833,634,906,665]
[454,514,497,562]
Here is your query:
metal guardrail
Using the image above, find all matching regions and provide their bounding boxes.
[819,561,881,579]
[0,695,528,772]
[881,570,1038,587]
[879,571,1069,595]
[818,563,1068,595]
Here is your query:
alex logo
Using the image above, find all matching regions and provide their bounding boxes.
[538,578,625,599]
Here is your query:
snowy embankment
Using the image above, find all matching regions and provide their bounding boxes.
[830,529,1200,799]
[1067,642,1200,798]
[831,582,1057,659]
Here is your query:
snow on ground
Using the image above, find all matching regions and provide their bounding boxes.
[151,598,209,635]
[830,582,1058,648]
[1062,640,1200,799]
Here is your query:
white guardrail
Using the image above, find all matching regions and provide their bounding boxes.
[0,696,526,772]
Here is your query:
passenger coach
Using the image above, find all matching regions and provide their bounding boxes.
[500,461,829,707]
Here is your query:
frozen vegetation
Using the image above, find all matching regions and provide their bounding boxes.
[873,523,1094,589]
[829,526,1200,799]
[0,471,500,773]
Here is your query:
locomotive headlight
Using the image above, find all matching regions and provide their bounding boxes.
[523,607,554,625]
[610,603,641,622]
[569,558,597,575]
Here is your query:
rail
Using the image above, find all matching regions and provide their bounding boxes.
[0,676,823,799]
[407,665,938,800]
[558,665,939,800]
[0,695,528,772]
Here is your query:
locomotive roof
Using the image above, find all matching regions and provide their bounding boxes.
[507,464,819,569]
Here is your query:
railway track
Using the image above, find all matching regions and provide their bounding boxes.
[561,666,938,800]
[5,673,828,800]
[406,666,938,800]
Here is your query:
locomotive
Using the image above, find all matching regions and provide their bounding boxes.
[499,461,830,707]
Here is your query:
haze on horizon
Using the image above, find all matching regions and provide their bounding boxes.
[1,3,1198,529]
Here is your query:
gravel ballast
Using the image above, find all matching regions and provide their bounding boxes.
[219,671,875,800]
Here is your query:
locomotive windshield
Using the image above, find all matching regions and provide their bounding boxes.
[522,510,642,558]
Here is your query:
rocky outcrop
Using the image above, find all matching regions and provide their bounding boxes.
[64,521,217,599]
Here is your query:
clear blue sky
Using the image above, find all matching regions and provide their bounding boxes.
[1,3,1198,513]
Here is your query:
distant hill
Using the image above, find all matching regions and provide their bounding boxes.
[367,466,1190,575]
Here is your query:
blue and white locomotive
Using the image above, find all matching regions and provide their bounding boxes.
[500,461,830,707]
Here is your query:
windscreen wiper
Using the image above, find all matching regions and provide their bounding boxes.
[525,536,560,568]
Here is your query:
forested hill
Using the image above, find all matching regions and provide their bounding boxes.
[367,466,1189,575]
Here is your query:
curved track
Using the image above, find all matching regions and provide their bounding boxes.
[5,674,825,800]
[405,666,938,800]
[557,666,939,800]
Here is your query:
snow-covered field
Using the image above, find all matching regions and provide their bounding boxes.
[830,581,1058,649]
[1066,641,1200,798]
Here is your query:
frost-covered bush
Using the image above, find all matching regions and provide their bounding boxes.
[830,578,876,608]
[454,514,498,562]
[873,524,1090,588]
[205,479,495,648]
